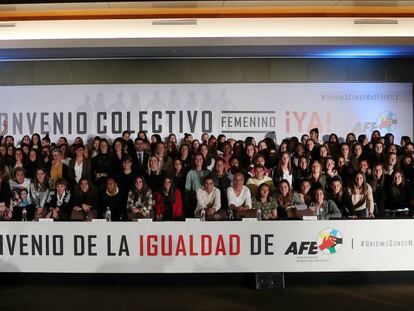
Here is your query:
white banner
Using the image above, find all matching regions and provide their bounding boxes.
[0,220,414,273]
[0,83,411,142]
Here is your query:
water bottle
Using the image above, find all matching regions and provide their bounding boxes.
[22,207,27,222]
[147,206,154,219]
[105,206,112,222]
[316,206,324,220]
[228,208,234,221]
[200,209,206,221]
[256,208,262,221]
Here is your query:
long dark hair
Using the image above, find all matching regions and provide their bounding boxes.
[162,176,176,204]
[132,175,149,197]
[33,167,49,192]
[75,177,97,197]
[389,170,408,203]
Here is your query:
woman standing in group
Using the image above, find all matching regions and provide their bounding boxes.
[9,167,32,220]
[184,153,210,218]
[172,158,186,197]
[368,163,388,218]
[12,148,26,174]
[30,133,41,150]
[246,164,275,197]
[146,155,166,193]
[384,153,399,176]
[92,139,112,191]
[166,141,177,160]
[339,143,351,167]
[212,158,231,209]
[30,167,52,219]
[155,142,173,175]
[272,151,293,187]
[244,143,256,171]
[91,136,101,158]
[191,139,201,155]
[200,143,215,171]
[25,149,41,180]
[49,148,69,189]
[275,179,294,219]
[116,156,137,195]
[370,142,386,167]
[350,143,364,173]
[178,144,192,172]
[384,170,414,218]
[292,178,312,209]
[111,138,127,175]
[309,160,327,190]
[68,144,91,189]
[293,155,309,190]
[345,172,374,218]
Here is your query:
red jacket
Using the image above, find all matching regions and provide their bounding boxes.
[154,189,183,220]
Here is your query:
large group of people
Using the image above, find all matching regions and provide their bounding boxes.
[0,124,413,221]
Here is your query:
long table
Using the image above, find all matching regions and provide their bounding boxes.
[0,219,412,273]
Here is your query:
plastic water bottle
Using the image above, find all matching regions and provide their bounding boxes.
[105,206,112,222]
[256,208,262,221]
[228,209,234,220]
[316,206,324,220]
[22,207,27,222]
[200,209,206,221]
[147,206,154,219]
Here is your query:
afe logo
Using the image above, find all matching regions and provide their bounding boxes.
[284,241,318,255]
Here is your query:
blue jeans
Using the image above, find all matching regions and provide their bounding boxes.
[355,208,368,218]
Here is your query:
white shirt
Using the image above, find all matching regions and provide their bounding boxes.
[62,157,71,166]
[74,161,83,184]
[227,186,252,209]
[195,186,221,216]
[282,170,293,187]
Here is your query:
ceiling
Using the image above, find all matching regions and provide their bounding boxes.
[1,1,414,8]
[1,1,414,59]
[1,1,414,19]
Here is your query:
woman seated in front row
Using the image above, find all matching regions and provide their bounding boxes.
[71,177,98,221]
[309,187,342,220]
[45,178,72,221]
[127,175,154,220]
[275,179,295,219]
[99,177,126,221]
[252,183,277,220]
[227,171,253,219]
[154,176,183,221]
[195,174,227,220]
